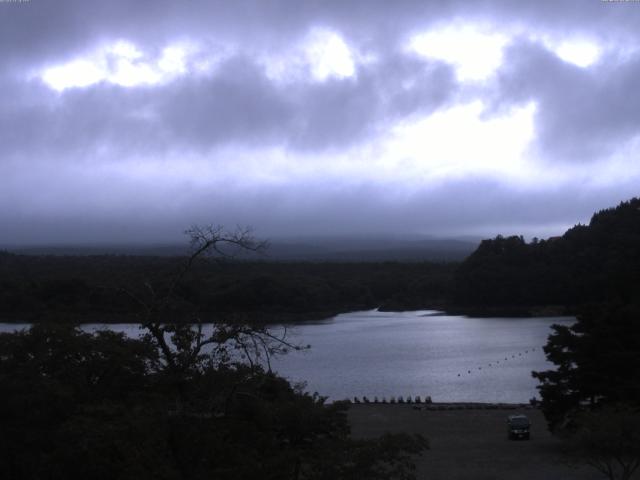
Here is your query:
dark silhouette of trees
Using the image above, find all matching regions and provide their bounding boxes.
[454,197,640,312]
[116,225,298,406]
[532,303,640,431]
[0,226,428,479]
[490,199,640,478]
[0,235,456,323]
[532,302,640,480]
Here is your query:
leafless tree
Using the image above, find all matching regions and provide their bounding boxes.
[119,225,304,398]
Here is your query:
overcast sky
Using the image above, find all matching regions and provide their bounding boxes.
[1,0,640,245]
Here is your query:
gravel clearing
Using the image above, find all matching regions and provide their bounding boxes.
[348,404,606,480]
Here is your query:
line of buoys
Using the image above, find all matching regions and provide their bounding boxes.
[455,346,540,378]
[351,396,432,405]
[349,400,539,411]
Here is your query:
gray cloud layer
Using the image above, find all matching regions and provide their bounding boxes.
[1,0,640,244]
[0,52,456,161]
[491,39,640,162]
[4,171,638,244]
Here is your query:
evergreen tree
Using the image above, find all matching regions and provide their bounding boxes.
[533,303,640,431]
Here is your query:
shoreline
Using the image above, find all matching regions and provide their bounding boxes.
[343,400,538,410]
[0,309,352,325]
[0,303,577,325]
[380,303,575,318]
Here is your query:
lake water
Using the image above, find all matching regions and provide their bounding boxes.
[0,309,575,403]
[272,310,575,403]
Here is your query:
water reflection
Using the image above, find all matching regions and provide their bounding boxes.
[0,310,574,403]
[271,310,575,403]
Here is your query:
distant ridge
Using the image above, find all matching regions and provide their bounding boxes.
[5,244,190,257]
[4,244,190,257]
[5,236,479,262]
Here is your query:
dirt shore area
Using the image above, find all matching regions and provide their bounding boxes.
[348,404,604,480]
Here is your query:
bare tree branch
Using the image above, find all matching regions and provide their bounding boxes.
[116,224,307,407]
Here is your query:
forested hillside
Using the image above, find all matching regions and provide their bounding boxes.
[0,255,454,322]
[454,197,640,312]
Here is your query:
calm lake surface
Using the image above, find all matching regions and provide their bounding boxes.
[271,310,575,403]
[0,310,575,403]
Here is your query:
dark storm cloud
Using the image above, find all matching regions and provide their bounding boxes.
[288,55,454,150]
[0,0,420,73]
[155,57,295,150]
[0,50,456,160]
[0,78,165,161]
[2,0,640,245]
[1,0,634,163]
[4,0,638,74]
[490,39,640,162]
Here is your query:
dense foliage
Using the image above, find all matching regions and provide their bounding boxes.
[525,198,640,479]
[0,255,454,322]
[532,302,640,480]
[454,197,640,312]
[532,303,640,430]
[0,324,427,480]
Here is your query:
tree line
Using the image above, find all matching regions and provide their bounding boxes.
[454,197,640,312]
[0,253,454,322]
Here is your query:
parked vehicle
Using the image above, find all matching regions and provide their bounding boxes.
[507,414,530,440]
